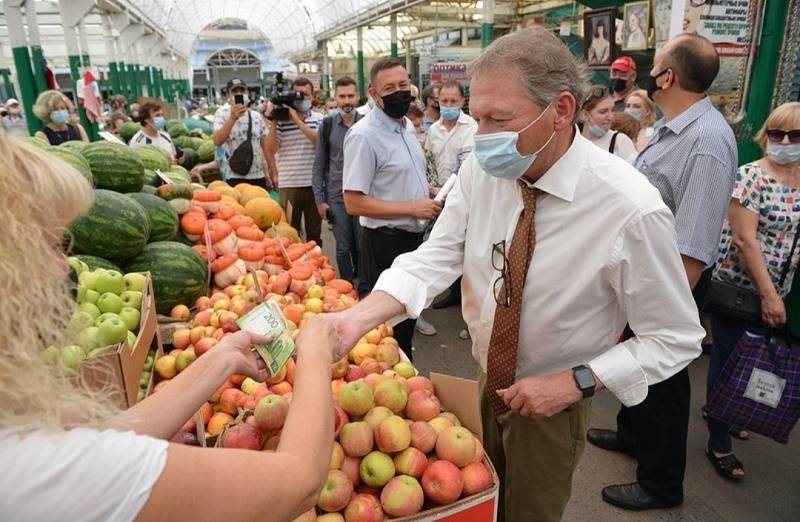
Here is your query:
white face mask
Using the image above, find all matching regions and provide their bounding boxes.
[767,141,800,165]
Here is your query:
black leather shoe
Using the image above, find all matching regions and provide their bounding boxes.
[586,428,630,455]
[602,483,682,511]
[432,291,461,309]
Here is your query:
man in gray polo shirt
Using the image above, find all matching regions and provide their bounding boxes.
[343,58,442,360]
[588,34,737,511]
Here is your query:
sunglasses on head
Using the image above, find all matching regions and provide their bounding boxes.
[589,87,610,99]
[766,129,800,143]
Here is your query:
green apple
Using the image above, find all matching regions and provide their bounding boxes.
[67,257,88,276]
[95,312,120,326]
[78,326,103,351]
[43,345,61,364]
[120,290,143,310]
[60,345,86,371]
[119,307,141,331]
[124,272,147,293]
[78,302,101,321]
[175,349,197,372]
[78,270,100,290]
[97,292,124,314]
[85,289,101,305]
[97,316,129,346]
[95,270,125,295]
[127,330,137,349]
[77,284,88,304]
[68,310,95,333]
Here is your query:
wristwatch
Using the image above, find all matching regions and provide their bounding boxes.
[572,365,596,398]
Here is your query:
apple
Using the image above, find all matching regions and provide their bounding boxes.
[373,380,408,414]
[435,426,476,468]
[120,290,143,310]
[331,357,349,379]
[471,438,484,464]
[318,514,345,522]
[438,411,461,427]
[127,330,137,349]
[194,337,218,356]
[406,390,441,422]
[375,343,400,366]
[393,447,428,479]
[350,343,377,365]
[330,441,345,470]
[97,316,129,346]
[290,509,316,522]
[123,272,147,293]
[428,416,454,436]
[95,270,125,295]
[118,306,141,331]
[221,422,263,450]
[341,456,362,487]
[422,460,463,504]
[410,421,438,453]
[67,256,88,275]
[207,412,234,436]
[68,310,95,333]
[393,361,416,379]
[189,326,206,344]
[170,304,191,320]
[194,310,212,327]
[78,270,100,290]
[240,377,259,395]
[375,415,411,453]
[95,312,119,326]
[172,328,192,350]
[345,365,367,382]
[461,462,493,496]
[317,470,353,513]
[407,376,434,395]
[359,357,380,375]
[304,297,323,314]
[339,421,374,457]
[363,406,393,429]
[359,451,395,487]
[97,292,124,314]
[344,493,384,522]
[380,475,425,517]
[219,388,244,415]
[77,302,101,321]
[175,349,197,372]
[60,344,86,370]
[84,288,100,305]
[254,395,289,431]
[155,355,178,379]
[78,326,103,351]
[306,284,325,299]
[43,345,60,364]
[339,381,374,417]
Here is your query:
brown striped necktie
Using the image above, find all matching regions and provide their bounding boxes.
[485,180,540,416]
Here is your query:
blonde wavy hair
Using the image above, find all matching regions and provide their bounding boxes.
[0,136,121,430]
[625,89,657,128]
[33,89,74,124]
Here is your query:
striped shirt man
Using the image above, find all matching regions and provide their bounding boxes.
[635,97,737,266]
[275,111,323,188]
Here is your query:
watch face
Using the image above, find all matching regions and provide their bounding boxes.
[575,368,595,390]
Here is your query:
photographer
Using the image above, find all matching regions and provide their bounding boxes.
[266,77,323,244]
[212,78,270,189]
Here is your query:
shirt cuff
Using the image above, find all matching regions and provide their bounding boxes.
[587,342,648,407]
[373,268,428,325]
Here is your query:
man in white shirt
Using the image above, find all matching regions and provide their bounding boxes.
[327,27,703,521]
[1,98,29,137]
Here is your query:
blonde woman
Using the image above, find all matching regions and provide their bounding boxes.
[624,89,657,150]
[0,134,345,521]
[33,90,89,145]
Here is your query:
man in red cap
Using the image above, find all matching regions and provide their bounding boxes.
[610,56,638,112]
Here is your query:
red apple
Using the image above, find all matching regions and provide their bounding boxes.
[406,376,435,395]
[393,447,428,479]
[219,387,244,415]
[194,309,212,327]
[436,426,476,468]
[341,456,362,487]
[363,373,388,391]
[410,421,438,453]
[374,415,411,453]
[381,474,425,517]
[344,492,384,522]
[422,460,463,504]
[373,380,408,414]
[339,421,374,457]
[359,357,380,375]
[338,381,374,417]
[345,365,368,382]
[363,406,393,429]
[406,390,441,422]
[331,357,349,379]
[438,411,461,427]
[333,405,349,437]
[461,462,493,496]
[330,441,345,470]
[221,423,263,450]
[254,395,289,431]
[317,470,354,513]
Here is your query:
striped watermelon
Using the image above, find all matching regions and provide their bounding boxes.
[73,255,122,272]
[181,148,199,170]
[59,140,89,153]
[197,141,215,163]
[81,142,144,193]
[124,241,209,314]
[134,144,171,172]
[140,185,158,195]
[120,122,141,143]
[168,123,189,139]
[126,192,179,242]
[22,136,50,149]
[47,146,93,185]
[69,189,150,261]
[143,169,161,187]
[182,117,213,135]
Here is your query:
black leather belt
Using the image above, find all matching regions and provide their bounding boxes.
[366,226,424,238]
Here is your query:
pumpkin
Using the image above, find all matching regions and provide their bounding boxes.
[266,221,301,243]
[239,243,267,271]
[239,186,270,206]
[245,197,284,230]
[180,213,207,241]
[212,254,248,288]
[234,182,254,195]
[208,219,237,255]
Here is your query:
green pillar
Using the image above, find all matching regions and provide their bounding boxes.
[135,64,143,98]
[11,46,40,133]
[109,62,121,94]
[68,54,97,141]
[24,3,47,95]
[127,63,137,101]
[0,68,16,99]
[144,66,153,97]
[356,26,365,96]
[81,54,91,67]
[30,46,47,94]
[481,24,494,48]
[390,14,399,58]
[737,0,790,165]
[118,61,128,100]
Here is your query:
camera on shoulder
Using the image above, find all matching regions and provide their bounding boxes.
[269,91,303,122]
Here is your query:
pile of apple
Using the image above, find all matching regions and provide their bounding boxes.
[167,325,494,521]
[46,259,148,370]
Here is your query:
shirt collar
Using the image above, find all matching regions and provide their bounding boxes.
[659,97,714,135]
[372,106,409,133]
[336,111,362,127]
[527,127,587,203]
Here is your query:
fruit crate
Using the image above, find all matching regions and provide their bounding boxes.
[80,273,161,408]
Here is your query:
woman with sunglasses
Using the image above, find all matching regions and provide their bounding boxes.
[580,85,638,163]
[706,102,800,480]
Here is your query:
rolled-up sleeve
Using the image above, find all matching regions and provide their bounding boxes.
[343,131,376,195]
[589,208,704,406]
[374,162,472,324]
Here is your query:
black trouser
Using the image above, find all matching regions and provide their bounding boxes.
[227,176,268,189]
[360,226,424,361]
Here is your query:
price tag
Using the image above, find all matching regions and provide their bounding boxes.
[237,302,296,376]
[154,169,173,184]
[98,131,126,145]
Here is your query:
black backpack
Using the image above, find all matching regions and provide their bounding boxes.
[228,112,254,176]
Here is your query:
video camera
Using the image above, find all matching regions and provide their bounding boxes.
[269,72,303,122]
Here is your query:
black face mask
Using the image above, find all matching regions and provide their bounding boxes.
[381,90,413,119]
[611,78,628,93]
[647,69,669,101]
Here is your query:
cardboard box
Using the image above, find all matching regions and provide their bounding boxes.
[80,273,161,408]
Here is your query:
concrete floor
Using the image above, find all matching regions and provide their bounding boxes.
[319,226,800,522]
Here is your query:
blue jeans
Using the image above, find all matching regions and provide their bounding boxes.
[329,199,364,292]
[707,314,765,453]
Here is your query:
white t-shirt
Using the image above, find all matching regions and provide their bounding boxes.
[591,130,639,164]
[130,129,178,159]
[0,427,167,521]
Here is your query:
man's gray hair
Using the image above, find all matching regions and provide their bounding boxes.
[468,27,590,122]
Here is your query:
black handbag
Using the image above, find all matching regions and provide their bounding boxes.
[228,112,254,176]
[705,227,800,324]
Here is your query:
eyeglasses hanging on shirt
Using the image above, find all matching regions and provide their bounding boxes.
[492,240,511,308]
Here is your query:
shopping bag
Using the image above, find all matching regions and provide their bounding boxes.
[703,332,800,444]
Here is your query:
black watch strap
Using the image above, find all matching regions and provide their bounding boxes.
[572,365,596,398]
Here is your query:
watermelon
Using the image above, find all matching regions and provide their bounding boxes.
[140,185,158,195]
[157,183,193,201]
[164,165,191,185]
[187,137,205,150]
[47,146,93,185]
[59,140,88,153]
[69,189,150,261]
[168,123,189,139]
[81,142,144,193]
[197,141,216,163]
[23,136,50,149]
[124,241,209,314]
[119,122,141,143]
[126,192,179,242]
[143,169,161,187]
[134,144,171,172]
[73,255,122,273]
[182,117,213,135]
[181,148,199,170]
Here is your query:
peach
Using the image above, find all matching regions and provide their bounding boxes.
[207,412,234,436]
[172,328,192,349]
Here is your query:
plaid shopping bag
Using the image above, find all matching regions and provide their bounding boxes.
[703,332,800,444]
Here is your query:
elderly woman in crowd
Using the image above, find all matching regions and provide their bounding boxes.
[33,90,89,145]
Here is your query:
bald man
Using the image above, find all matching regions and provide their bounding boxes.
[588,34,737,511]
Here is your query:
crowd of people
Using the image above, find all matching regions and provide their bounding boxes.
[0,24,798,522]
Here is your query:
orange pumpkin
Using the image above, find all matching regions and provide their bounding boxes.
[181,213,207,241]
[211,204,236,221]
[228,214,255,230]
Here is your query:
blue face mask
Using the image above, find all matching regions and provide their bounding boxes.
[625,108,644,122]
[328,108,340,118]
[767,142,800,165]
[152,116,166,130]
[589,123,607,138]
[51,110,70,125]
[440,106,461,121]
[473,102,554,180]
[296,100,312,112]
